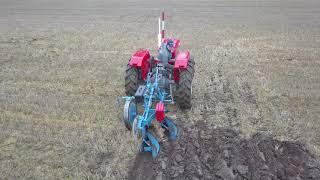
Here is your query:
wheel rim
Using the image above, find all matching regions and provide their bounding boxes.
[129,102,136,124]
[123,100,137,130]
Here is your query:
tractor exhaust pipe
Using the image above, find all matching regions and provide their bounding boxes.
[158,12,165,47]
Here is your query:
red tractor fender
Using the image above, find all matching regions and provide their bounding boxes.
[173,50,190,82]
[129,49,151,81]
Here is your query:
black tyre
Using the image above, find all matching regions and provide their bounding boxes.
[125,65,139,96]
[175,57,194,109]
[188,56,195,76]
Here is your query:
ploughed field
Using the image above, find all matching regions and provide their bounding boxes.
[0,0,319,179]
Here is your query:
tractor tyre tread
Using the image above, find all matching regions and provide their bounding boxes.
[176,56,195,109]
[125,65,139,96]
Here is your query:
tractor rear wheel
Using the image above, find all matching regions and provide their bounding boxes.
[125,65,139,96]
[188,56,195,76]
[175,57,194,109]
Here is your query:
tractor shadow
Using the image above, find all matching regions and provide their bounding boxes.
[127,120,320,180]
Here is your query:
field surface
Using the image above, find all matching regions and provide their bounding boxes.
[0,0,320,179]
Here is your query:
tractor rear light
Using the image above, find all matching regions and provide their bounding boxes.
[156,102,165,122]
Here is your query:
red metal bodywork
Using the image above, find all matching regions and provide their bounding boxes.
[129,49,150,80]
[174,51,190,69]
[156,102,165,122]
[128,39,190,83]
[173,50,190,82]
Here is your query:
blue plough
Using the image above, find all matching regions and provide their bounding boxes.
[122,63,178,158]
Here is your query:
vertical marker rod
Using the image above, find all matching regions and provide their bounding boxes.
[161,12,165,39]
[158,18,161,47]
[158,12,165,48]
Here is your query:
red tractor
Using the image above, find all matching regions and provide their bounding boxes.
[125,12,195,109]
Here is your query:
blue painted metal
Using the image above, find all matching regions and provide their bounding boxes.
[123,64,178,158]
[144,132,160,158]
[129,103,136,125]
[162,117,178,140]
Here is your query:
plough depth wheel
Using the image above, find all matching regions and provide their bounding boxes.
[123,99,137,130]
